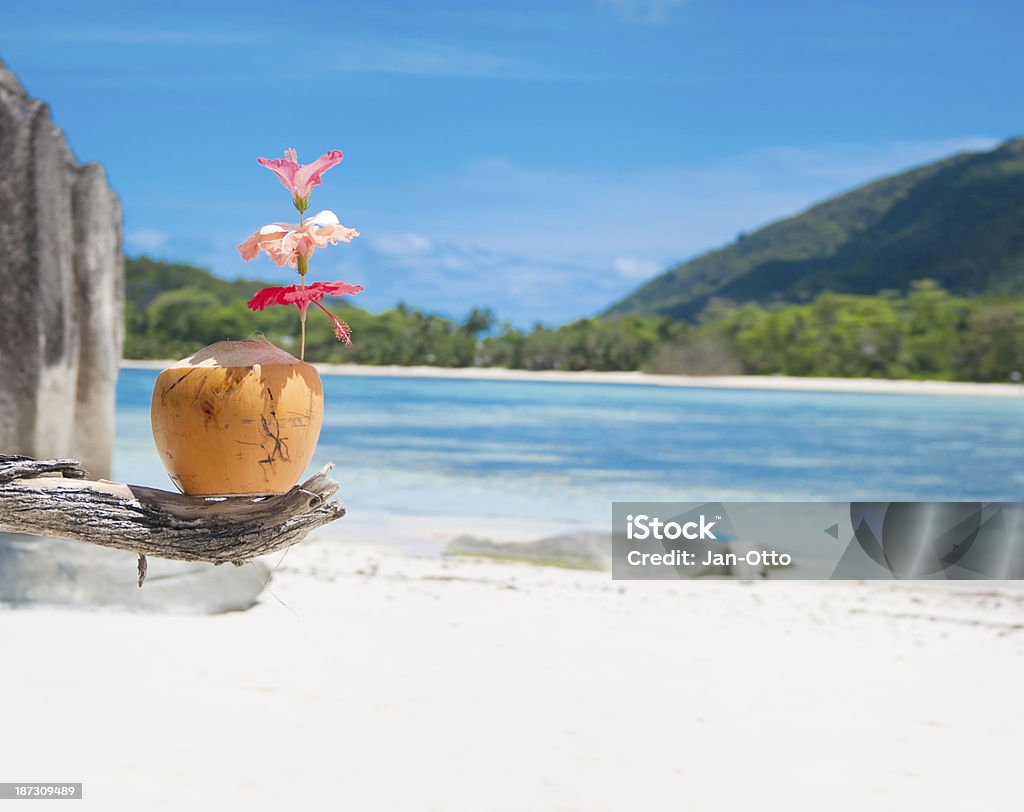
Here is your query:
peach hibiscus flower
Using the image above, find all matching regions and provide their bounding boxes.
[237,210,359,268]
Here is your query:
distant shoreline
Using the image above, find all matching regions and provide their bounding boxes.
[119,359,1024,398]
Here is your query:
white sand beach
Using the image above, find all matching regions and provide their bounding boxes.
[119,359,1024,397]
[1,530,1021,811]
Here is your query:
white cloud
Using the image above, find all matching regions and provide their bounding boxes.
[343,135,999,324]
[333,44,531,79]
[313,235,606,326]
[186,135,1002,326]
[370,232,434,257]
[723,138,1000,188]
[600,0,690,24]
[613,257,663,279]
[26,28,263,45]
[419,135,999,262]
[125,227,170,252]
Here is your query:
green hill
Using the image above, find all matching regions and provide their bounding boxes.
[126,255,263,311]
[606,137,1024,319]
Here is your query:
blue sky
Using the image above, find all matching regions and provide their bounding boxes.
[2,0,1021,325]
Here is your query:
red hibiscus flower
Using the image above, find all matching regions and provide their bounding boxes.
[248,281,363,347]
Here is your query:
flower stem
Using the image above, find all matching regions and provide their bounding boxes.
[296,243,307,360]
[300,275,307,361]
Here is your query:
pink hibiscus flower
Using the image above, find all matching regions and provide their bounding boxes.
[257,148,344,207]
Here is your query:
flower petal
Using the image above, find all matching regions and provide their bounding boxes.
[247,281,363,312]
[256,150,300,193]
[315,280,364,296]
[309,223,359,248]
[293,150,344,198]
[237,233,261,261]
[238,216,358,266]
[258,223,294,235]
[306,210,340,227]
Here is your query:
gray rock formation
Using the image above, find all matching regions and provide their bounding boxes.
[0,536,271,614]
[0,58,123,479]
[446,531,612,571]
[0,59,271,613]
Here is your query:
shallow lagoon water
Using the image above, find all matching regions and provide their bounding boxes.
[115,369,1024,525]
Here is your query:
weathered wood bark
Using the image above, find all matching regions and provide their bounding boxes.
[0,455,345,578]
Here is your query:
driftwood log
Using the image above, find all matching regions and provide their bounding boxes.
[0,454,345,585]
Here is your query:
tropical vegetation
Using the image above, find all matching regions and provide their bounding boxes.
[125,258,1024,382]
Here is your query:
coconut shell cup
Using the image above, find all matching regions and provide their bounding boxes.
[151,339,324,496]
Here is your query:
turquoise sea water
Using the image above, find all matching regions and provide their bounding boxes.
[116,369,1024,524]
